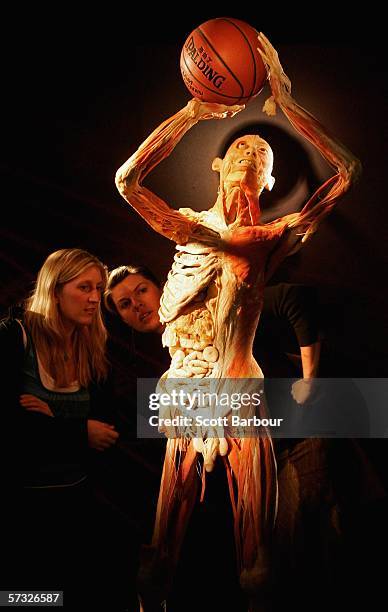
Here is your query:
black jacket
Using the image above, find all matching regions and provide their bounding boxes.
[0,317,109,487]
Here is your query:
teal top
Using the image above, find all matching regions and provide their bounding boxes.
[21,327,90,487]
[22,330,90,418]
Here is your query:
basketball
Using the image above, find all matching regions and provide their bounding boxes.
[180,17,267,106]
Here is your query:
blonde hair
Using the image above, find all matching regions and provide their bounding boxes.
[25,248,108,387]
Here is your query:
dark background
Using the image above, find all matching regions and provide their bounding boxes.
[1,8,387,375]
[1,8,387,607]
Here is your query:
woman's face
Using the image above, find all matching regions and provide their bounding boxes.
[110,274,163,333]
[57,265,104,330]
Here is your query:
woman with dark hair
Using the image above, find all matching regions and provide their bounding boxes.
[105,265,162,329]
[104,263,168,380]
[90,266,165,537]
[85,263,169,610]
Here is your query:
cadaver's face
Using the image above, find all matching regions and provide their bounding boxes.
[222,136,273,191]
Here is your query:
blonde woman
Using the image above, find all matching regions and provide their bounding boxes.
[1,248,118,601]
[2,247,118,465]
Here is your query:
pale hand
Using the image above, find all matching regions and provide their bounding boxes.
[20,394,54,417]
[187,98,245,121]
[291,379,315,405]
[87,419,119,451]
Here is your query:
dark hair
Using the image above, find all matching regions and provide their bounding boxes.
[104,264,160,315]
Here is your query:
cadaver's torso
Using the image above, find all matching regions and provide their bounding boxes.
[159,217,284,379]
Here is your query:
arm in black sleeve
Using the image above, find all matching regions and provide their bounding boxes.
[265,283,319,347]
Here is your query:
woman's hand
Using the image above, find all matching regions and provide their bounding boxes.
[87,419,119,451]
[187,98,245,121]
[291,378,316,405]
[20,394,54,417]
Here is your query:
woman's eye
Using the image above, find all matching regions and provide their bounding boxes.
[139,287,147,294]
[79,285,90,292]
[119,300,130,310]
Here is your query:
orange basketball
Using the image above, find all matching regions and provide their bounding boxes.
[180,17,267,105]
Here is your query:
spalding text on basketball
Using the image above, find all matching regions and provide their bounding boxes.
[184,36,226,90]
